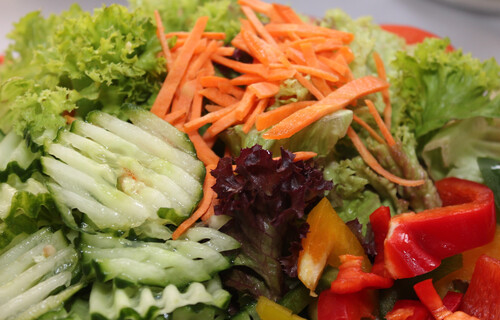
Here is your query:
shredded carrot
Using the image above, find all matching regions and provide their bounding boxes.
[151,16,209,117]
[241,25,276,65]
[288,151,317,162]
[64,114,76,125]
[230,74,266,86]
[285,47,306,65]
[188,133,220,166]
[199,87,240,107]
[183,103,237,133]
[205,104,225,112]
[171,79,197,113]
[205,108,238,138]
[268,68,297,81]
[201,194,217,222]
[373,52,392,130]
[365,100,396,147]
[165,31,226,40]
[238,0,274,16]
[317,55,349,78]
[272,3,304,24]
[300,42,332,96]
[164,109,187,124]
[256,100,314,131]
[235,91,257,120]
[215,46,235,56]
[291,64,339,83]
[189,88,204,121]
[347,127,424,187]
[262,76,389,140]
[231,33,250,52]
[186,40,220,80]
[352,114,386,145]
[241,5,278,46]
[211,54,269,78]
[265,23,354,43]
[200,76,245,99]
[293,71,324,100]
[172,164,217,240]
[248,82,280,99]
[154,10,173,70]
[243,98,269,133]
[313,40,343,53]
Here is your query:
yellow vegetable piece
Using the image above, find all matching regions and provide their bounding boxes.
[256,296,306,320]
[297,198,370,294]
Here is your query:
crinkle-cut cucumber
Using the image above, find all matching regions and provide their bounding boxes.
[124,106,196,155]
[89,277,230,320]
[43,110,205,233]
[80,229,235,288]
[0,228,81,320]
[0,131,38,177]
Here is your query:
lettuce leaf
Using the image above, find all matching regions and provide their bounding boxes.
[391,38,500,142]
[0,4,164,145]
[422,117,500,183]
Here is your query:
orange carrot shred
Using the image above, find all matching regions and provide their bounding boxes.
[248,82,280,99]
[186,40,220,80]
[189,133,220,166]
[165,31,226,40]
[287,151,317,162]
[256,100,314,131]
[205,108,239,138]
[365,99,396,147]
[205,104,225,113]
[352,114,386,145]
[164,109,187,125]
[216,46,235,56]
[183,103,238,133]
[240,5,278,46]
[272,3,304,24]
[346,127,424,187]
[154,10,173,70]
[300,42,332,96]
[294,72,324,100]
[262,76,389,140]
[200,76,245,99]
[151,16,209,117]
[235,91,257,120]
[211,54,269,78]
[372,51,392,130]
[230,74,266,86]
[201,194,217,222]
[199,87,240,107]
[238,0,274,16]
[243,98,269,133]
[172,164,217,240]
[292,64,339,83]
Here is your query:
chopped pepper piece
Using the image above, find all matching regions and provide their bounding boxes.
[461,254,500,320]
[256,296,306,320]
[369,205,392,278]
[297,198,369,294]
[386,300,431,320]
[317,289,376,320]
[329,255,393,294]
[384,178,496,278]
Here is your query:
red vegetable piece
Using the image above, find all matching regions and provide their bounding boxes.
[442,291,463,313]
[380,24,454,51]
[461,255,500,320]
[317,289,375,320]
[384,178,496,279]
[329,255,393,294]
[369,205,392,277]
[386,300,431,320]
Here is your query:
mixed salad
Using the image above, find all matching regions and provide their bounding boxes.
[1,0,500,319]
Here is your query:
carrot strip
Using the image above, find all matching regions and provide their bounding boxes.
[183,103,238,133]
[171,79,197,113]
[189,133,220,166]
[211,54,269,78]
[268,68,296,81]
[285,47,306,65]
[238,0,274,15]
[352,114,386,145]
[336,46,355,64]
[241,26,277,65]
[346,127,424,187]
[201,194,217,222]
[313,41,343,52]
[294,72,324,100]
[164,109,186,124]
[256,100,314,131]
[248,82,280,99]
[200,76,245,99]
[241,5,278,46]
[373,51,392,130]
[165,31,226,40]
[365,100,396,147]
[317,55,349,78]
[154,10,173,70]
[230,74,266,86]
[262,76,389,140]
[235,91,257,120]
[199,87,240,107]
[151,16,209,117]
[186,40,220,80]
[64,114,76,125]
[272,3,304,24]
[189,85,204,121]
[205,104,225,112]
[287,151,317,162]
[205,109,239,137]
[265,24,354,43]
[300,42,332,96]
[172,164,217,240]
[216,46,235,56]
[231,33,250,53]
[243,98,268,133]
[292,64,339,82]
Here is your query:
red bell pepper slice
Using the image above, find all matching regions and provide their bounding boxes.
[384,178,496,279]
[386,300,431,320]
[329,255,393,294]
[380,24,454,51]
[461,254,500,320]
[369,205,392,278]
[317,289,375,320]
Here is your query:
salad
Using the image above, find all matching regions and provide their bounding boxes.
[1,0,500,319]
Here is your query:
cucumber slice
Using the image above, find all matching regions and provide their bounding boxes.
[0,131,38,173]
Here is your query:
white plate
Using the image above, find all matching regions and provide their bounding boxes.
[434,0,500,14]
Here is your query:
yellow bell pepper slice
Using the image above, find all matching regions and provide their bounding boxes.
[297,197,370,294]
[256,296,306,320]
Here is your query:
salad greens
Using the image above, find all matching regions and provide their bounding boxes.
[0,0,499,319]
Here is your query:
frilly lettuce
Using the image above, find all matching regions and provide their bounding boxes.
[422,117,500,182]
[391,38,500,142]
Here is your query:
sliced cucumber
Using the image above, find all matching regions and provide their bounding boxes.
[44,110,205,234]
[0,131,38,174]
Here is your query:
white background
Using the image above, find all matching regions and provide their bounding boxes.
[0,0,499,62]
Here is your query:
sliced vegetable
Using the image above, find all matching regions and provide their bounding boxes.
[256,296,306,320]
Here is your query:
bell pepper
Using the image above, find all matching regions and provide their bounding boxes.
[317,289,376,320]
[386,291,464,320]
[384,178,496,279]
[255,296,306,320]
[297,198,370,293]
[329,255,393,294]
[369,205,392,278]
[461,254,500,320]
[414,279,479,320]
